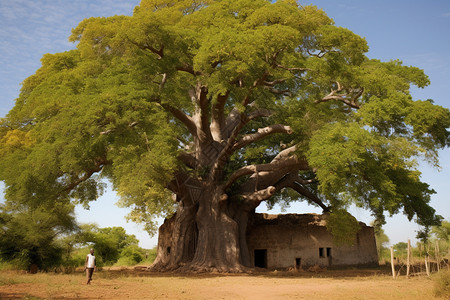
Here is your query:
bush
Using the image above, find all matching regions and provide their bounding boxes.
[144,248,157,264]
[433,270,450,298]
[118,245,144,265]
[62,248,89,268]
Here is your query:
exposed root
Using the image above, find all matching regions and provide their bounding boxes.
[148,261,251,274]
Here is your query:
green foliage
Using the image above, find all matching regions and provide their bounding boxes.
[115,245,144,266]
[63,248,89,269]
[76,225,140,266]
[432,220,450,242]
[0,202,77,270]
[393,242,408,259]
[326,210,361,246]
[393,242,408,252]
[372,223,390,261]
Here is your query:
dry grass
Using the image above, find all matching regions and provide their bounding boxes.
[0,268,445,299]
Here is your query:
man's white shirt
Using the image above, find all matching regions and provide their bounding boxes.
[86,254,95,268]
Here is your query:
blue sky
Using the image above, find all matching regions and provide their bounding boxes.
[0,0,449,249]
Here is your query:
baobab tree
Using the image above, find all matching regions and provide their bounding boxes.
[1,0,449,272]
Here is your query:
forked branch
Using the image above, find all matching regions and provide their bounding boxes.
[316,82,363,109]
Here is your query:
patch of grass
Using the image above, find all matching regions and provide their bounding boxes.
[433,270,450,298]
[0,260,19,271]
[0,275,17,286]
[22,296,44,300]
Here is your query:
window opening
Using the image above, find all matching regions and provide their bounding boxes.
[319,247,325,258]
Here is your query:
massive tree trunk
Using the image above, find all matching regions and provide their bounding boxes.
[150,182,250,272]
[189,184,242,272]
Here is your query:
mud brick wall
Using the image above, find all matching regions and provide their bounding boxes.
[247,213,379,269]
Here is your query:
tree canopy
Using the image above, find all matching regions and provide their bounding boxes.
[0,0,449,271]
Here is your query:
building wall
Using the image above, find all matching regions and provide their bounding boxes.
[247,214,379,269]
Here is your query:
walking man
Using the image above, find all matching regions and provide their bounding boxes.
[84,248,96,284]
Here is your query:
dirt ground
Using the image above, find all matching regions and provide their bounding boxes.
[0,268,443,299]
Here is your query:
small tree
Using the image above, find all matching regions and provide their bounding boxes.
[432,221,450,243]
[373,224,390,261]
[0,202,77,270]
[393,242,408,260]
[76,225,139,265]
[118,245,145,265]
[431,220,450,257]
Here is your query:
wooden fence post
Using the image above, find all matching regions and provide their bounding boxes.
[435,241,440,272]
[424,250,430,277]
[406,239,411,277]
[390,246,396,279]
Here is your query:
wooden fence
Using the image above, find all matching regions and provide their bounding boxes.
[390,239,449,279]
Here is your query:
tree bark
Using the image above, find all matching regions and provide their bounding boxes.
[187,184,243,272]
[149,203,198,271]
[150,183,249,272]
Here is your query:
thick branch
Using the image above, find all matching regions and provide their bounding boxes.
[178,151,197,169]
[289,181,330,212]
[161,103,197,137]
[247,108,273,121]
[222,107,272,142]
[64,158,110,193]
[271,172,329,212]
[272,145,298,163]
[211,92,230,141]
[198,86,211,143]
[233,124,292,151]
[159,73,167,90]
[210,115,245,181]
[263,78,288,87]
[128,39,164,59]
[176,64,202,76]
[225,150,305,190]
[237,151,311,193]
[242,186,276,205]
[190,84,212,144]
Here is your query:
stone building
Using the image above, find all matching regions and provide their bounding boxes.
[246,213,378,270]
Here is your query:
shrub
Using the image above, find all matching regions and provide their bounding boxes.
[119,245,144,265]
[433,270,450,298]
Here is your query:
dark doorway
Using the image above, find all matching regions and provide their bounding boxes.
[254,249,267,268]
[295,258,301,269]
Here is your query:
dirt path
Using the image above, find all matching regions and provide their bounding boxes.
[0,270,439,299]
